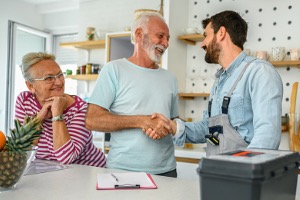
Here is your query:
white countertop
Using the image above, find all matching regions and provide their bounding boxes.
[1,157,300,200]
[175,143,206,159]
[0,163,199,200]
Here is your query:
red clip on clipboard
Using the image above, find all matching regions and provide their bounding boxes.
[96,172,157,190]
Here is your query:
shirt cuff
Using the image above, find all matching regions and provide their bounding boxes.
[173,118,185,139]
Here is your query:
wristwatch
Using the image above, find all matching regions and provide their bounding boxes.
[52,114,64,122]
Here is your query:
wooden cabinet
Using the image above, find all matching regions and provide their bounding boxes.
[178,34,204,45]
[60,40,106,49]
[65,74,98,81]
[270,60,300,68]
[178,34,300,68]
[105,32,133,63]
[178,92,209,100]
[61,33,134,82]
[60,40,104,81]
[177,34,207,101]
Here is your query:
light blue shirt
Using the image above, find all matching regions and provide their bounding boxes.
[89,58,179,174]
[174,52,283,149]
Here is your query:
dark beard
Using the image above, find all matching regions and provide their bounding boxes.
[204,36,220,64]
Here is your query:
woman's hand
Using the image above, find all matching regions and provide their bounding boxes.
[46,96,67,117]
[37,101,53,121]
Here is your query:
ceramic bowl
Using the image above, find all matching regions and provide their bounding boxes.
[184,27,197,34]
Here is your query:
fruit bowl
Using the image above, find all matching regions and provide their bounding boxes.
[0,149,36,192]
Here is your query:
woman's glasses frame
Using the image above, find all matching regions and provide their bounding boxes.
[30,72,65,84]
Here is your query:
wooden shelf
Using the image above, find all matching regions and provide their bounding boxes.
[176,157,200,164]
[65,74,98,81]
[178,93,210,100]
[270,60,300,68]
[60,40,106,49]
[178,34,205,45]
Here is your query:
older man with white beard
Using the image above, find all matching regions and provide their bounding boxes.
[85,12,179,178]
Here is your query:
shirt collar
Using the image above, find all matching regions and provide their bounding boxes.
[215,51,247,78]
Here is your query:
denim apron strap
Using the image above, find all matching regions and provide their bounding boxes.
[222,58,257,114]
[206,59,256,156]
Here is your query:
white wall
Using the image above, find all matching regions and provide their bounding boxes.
[0,0,44,131]
[75,0,163,97]
[78,0,162,39]
[77,0,162,64]
[43,9,79,35]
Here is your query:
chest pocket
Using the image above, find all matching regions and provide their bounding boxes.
[228,96,244,126]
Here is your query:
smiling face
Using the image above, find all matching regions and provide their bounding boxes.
[201,22,221,64]
[142,16,170,63]
[26,59,64,104]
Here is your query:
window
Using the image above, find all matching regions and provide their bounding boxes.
[53,33,79,95]
[5,21,51,133]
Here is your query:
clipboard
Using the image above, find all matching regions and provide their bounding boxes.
[96,172,157,190]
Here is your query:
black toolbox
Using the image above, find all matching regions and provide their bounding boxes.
[197,149,300,200]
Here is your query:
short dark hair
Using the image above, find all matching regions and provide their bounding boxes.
[202,10,247,50]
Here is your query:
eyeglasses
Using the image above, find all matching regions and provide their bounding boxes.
[30,72,64,84]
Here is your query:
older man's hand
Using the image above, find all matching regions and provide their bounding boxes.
[142,113,176,140]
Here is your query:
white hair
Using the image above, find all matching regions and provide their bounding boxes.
[21,52,56,81]
[131,12,165,44]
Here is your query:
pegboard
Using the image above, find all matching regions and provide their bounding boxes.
[183,0,300,121]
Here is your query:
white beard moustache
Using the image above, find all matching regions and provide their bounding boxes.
[147,44,166,63]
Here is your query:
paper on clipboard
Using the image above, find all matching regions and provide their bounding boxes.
[96,172,157,190]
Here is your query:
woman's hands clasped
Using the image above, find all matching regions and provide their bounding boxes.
[37,96,67,121]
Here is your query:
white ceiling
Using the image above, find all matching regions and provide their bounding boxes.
[19,0,92,4]
[18,0,81,13]
[19,0,65,5]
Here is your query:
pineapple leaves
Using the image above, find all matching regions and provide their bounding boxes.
[7,115,42,152]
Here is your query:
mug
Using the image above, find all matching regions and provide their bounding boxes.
[183,27,197,34]
[290,48,300,61]
[256,51,268,60]
[271,47,285,61]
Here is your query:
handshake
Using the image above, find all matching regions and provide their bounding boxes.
[142,113,177,140]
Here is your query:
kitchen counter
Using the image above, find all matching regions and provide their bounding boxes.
[0,163,199,200]
[175,144,206,164]
[1,160,300,200]
[175,143,206,159]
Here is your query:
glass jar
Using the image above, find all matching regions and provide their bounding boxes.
[86,27,95,41]
[76,67,80,75]
[92,64,100,74]
[80,65,86,74]
[86,63,92,74]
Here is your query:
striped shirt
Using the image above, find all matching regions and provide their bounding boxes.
[15,91,106,167]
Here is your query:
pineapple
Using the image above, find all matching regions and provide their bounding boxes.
[6,116,42,152]
[0,115,42,189]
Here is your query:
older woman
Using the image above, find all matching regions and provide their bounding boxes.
[14,52,106,167]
